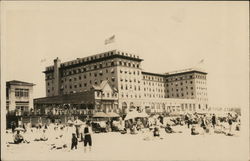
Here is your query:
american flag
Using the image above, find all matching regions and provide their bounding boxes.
[198,59,204,64]
[104,35,115,45]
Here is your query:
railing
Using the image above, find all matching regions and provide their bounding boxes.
[6,109,95,117]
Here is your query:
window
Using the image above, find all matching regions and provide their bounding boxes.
[15,88,29,97]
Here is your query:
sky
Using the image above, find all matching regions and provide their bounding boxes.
[1,1,249,109]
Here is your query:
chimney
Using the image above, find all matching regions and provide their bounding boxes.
[53,57,61,96]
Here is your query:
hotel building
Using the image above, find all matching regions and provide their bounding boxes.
[36,49,208,115]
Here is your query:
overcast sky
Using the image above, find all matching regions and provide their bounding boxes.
[2,1,249,108]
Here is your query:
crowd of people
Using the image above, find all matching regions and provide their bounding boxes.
[7,111,240,151]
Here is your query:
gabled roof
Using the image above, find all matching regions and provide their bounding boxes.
[6,80,35,86]
[92,80,114,91]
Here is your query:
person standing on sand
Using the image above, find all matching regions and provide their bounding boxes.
[71,133,78,150]
[211,114,216,129]
[83,121,92,152]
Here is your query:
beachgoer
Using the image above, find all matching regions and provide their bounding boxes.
[227,113,233,135]
[71,133,78,150]
[153,127,160,137]
[191,125,199,135]
[11,122,16,133]
[83,121,92,152]
[14,131,24,144]
[211,114,216,128]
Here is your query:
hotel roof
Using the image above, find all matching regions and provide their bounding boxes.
[165,68,207,76]
[44,49,143,73]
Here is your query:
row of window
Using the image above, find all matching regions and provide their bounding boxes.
[96,92,117,98]
[120,69,141,75]
[143,81,164,87]
[167,92,194,97]
[166,75,194,82]
[15,89,29,97]
[60,59,140,78]
[167,81,193,86]
[143,75,164,82]
[120,84,141,91]
[196,75,206,79]
[144,87,164,93]
[144,93,165,98]
[47,70,116,86]
[48,78,116,93]
[167,86,194,92]
[197,87,207,90]
[120,93,142,98]
[62,64,116,77]
[120,78,140,83]
[196,80,206,85]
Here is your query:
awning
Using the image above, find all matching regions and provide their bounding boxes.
[125,110,148,120]
[93,112,109,118]
[106,112,120,118]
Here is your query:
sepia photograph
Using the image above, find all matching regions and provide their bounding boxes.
[1,1,249,161]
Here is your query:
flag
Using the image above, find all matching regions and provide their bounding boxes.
[104,35,115,45]
[198,59,204,64]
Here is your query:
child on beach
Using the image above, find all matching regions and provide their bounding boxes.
[71,133,78,150]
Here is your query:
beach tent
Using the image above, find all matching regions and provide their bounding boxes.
[67,120,74,125]
[73,119,84,126]
[93,112,109,118]
[137,111,149,118]
[125,110,148,120]
[106,112,120,118]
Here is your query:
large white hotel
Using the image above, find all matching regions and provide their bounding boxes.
[35,49,208,115]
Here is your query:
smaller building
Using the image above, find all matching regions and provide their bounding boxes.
[34,80,119,117]
[6,80,35,115]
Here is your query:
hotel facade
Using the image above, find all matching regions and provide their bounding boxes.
[35,49,208,115]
